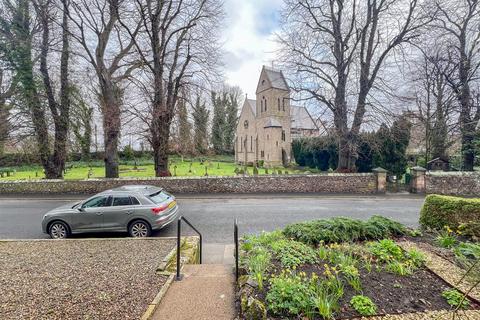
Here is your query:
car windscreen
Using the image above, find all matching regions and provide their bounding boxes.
[148,190,172,204]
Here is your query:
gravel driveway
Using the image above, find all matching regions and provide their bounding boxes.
[0,238,176,320]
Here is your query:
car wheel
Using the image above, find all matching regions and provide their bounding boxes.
[129,220,151,238]
[49,221,69,239]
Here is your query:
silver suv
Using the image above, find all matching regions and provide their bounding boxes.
[42,185,179,239]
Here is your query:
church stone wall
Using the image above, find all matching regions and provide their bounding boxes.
[236,101,257,164]
[0,173,380,194]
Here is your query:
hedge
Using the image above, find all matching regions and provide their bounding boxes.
[419,194,480,238]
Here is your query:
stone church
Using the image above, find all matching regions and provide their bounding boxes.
[235,66,319,167]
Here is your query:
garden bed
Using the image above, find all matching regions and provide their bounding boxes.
[237,216,480,319]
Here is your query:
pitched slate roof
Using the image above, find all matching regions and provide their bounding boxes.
[290,105,318,130]
[264,117,282,128]
[247,99,256,116]
[263,66,289,91]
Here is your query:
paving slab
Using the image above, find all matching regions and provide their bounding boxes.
[153,264,235,320]
[204,243,235,264]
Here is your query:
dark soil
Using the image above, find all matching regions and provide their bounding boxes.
[340,267,453,318]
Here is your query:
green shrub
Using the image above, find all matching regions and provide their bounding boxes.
[368,239,403,263]
[420,195,480,238]
[270,239,318,268]
[364,215,407,238]
[368,240,424,275]
[442,289,470,309]
[266,271,312,316]
[283,216,407,245]
[241,230,285,252]
[350,295,377,316]
[435,228,457,249]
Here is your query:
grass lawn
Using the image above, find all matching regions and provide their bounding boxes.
[0,155,312,181]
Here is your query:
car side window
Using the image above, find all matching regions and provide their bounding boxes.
[112,197,132,206]
[130,197,140,205]
[82,196,109,208]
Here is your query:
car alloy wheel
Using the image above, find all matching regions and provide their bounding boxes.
[131,222,149,237]
[50,222,68,239]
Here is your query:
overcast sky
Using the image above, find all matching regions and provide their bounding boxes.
[222,0,284,97]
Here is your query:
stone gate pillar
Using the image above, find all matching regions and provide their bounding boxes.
[373,167,387,193]
[410,166,426,194]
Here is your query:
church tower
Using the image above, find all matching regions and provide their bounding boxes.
[255,66,291,166]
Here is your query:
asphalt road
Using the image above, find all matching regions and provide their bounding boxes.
[0,194,425,243]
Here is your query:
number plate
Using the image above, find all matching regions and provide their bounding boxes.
[168,201,176,209]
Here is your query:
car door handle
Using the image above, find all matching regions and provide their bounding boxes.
[95,212,103,216]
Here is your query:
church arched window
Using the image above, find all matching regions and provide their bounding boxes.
[282,99,285,111]
[265,98,267,111]
[278,98,280,111]
[261,100,263,112]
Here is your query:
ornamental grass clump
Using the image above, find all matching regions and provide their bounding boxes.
[436,226,458,248]
[309,274,344,319]
[247,247,271,290]
[341,265,362,291]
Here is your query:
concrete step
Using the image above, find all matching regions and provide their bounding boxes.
[153,264,235,320]
[203,244,235,265]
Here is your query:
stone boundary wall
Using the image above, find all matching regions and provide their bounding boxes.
[425,171,480,196]
[0,173,381,195]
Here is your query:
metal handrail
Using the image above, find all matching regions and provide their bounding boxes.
[176,216,202,281]
[234,218,239,282]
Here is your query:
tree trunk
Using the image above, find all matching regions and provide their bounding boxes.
[45,2,70,179]
[337,131,357,172]
[99,81,122,178]
[151,113,172,177]
[103,107,120,178]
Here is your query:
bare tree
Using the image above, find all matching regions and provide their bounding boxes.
[67,0,141,177]
[33,0,71,178]
[122,0,223,176]
[410,50,457,162]
[434,0,480,170]
[0,0,71,178]
[278,0,431,171]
